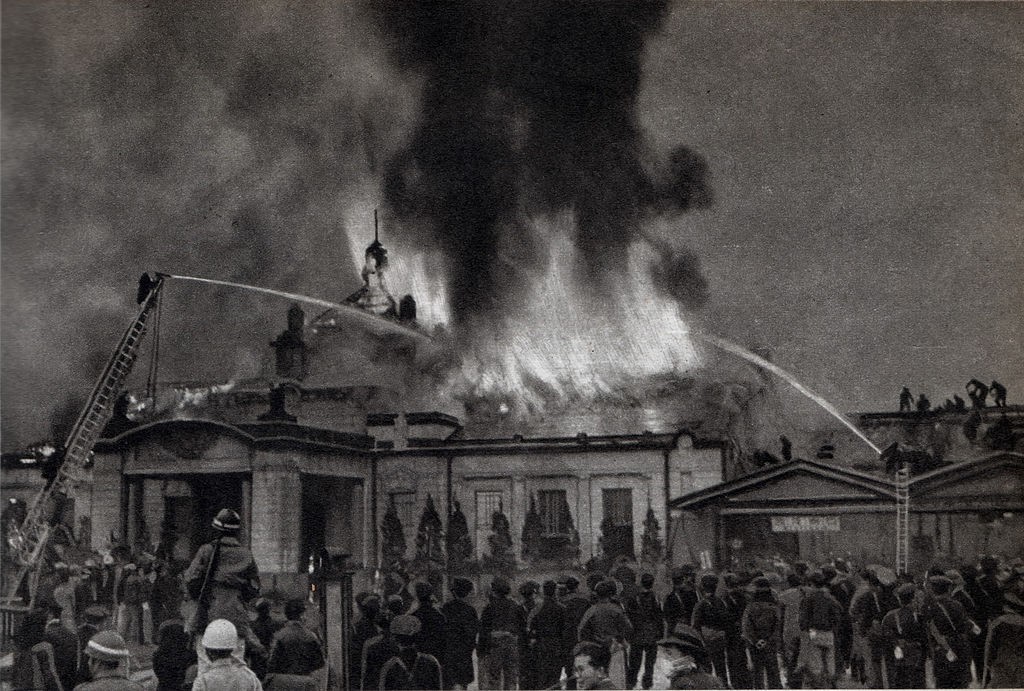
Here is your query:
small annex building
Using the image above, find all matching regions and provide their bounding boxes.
[668,451,1024,572]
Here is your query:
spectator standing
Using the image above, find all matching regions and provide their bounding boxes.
[45,603,80,691]
[440,577,479,691]
[624,573,663,690]
[982,567,1024,688]
[350,594,382,690]
[657,633,727,690]
[116,564,144,644]
[690,574,729,682]
[925,575,972,689]
[152,620,198,691]
[663,566,699,640]
[53,563,78,631]
[778,573,807,689]
[721,572,752,689]
[267,599,326,678]
[799,570,844,689]
[379,615,442,691]
[411,582,447,673]
[559,575,591,689]
[362,597,407,691]
[577,579,632,688]
[572,641,618,690]
[879,583,927,689]
[477,577,527,690]
[529,580,569,691]
[742,576,781,689]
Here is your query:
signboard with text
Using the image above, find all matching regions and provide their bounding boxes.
[771,515,841,532]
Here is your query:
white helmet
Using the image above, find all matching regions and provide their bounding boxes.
[201,619,238,650]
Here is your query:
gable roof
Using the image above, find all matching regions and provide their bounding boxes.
[669,458,897,511]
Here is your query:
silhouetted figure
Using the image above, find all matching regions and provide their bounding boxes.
[983,415,1015,451]
[991,380,1007,407]
[899,387,913,412]
[779,435,793,461]
[916,394,931,412]
[953,394,967,411]
[963,410,982,442]
[967,379,989,408]
[942,398,955,411]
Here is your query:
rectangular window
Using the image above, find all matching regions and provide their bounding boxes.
[538,489,568,535]
[603,488,633,526]
[475,491,504,558]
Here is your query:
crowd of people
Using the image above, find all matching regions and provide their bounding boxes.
[10,508,1024,690]
[898,380,1008,413]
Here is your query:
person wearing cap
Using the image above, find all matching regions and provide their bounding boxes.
[379,615,442,690]
[577,579,632,689]
[74,630,144,691]
[410,582,447,670]
[823,564,855,678]
[975,555,1004,675]
[515,580,541,690]
[741,576,781,689]
[45,602,80,691]
[657,635,726,690]
[624,573,663,690]
[77,605,110,685]
[798,570,844,688]
[527,580,569,691]
[850,568,895,688]
[982,567,1024,688]
[267,599,325,677]
[183,508,261,642]
[924,575,972,689]
[663,565,698,641]
[879,583,926,689]
[361,596,408,690]
[477,577,527,690]
[778,573,808,688]
[720,572,752,690]
[441,577,479,690]
[116,563,144,644]
[349,594,382,690]
[689,574,729,682]
[53,562,79,632]
[558,575,590,690]
[192,619,262,691]
[152,619,198,691]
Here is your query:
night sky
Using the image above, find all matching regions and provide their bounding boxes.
[2,1,1021,451]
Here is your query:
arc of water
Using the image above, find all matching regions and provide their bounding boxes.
[694,331,882,455]
[163,274,431,342]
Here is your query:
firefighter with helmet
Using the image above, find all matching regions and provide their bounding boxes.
[183,509,261,650]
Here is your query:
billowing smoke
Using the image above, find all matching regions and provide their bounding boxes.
[1,2,415,448]
[368,1,712,327]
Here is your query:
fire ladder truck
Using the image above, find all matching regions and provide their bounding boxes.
[5,274,166,604]
[895,466,910,574]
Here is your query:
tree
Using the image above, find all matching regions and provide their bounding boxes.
[521,494,544,562]
[381,498,407,568]
[483,500,515,576]
[446,501,475,575]
[640,505,664,566]
[413,495,445,592]
[415,494,444,565]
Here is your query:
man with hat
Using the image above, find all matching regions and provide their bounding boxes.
[578,579,632,689]
[690,573,729,682]
[880,583,927,689]
[924,574,972,689]
[657,633,726,689]
[663,565,698,639]
[362,596,409,691]
[349,593,381,690]
[183,508,261,643]
[192,619,262,691]
[528,580,569,691]
[982,566,1024,688]
[625,573,663,690]
[477,577,527,690]
[441,577,479,690]
[267,598,325,677]
[741,576,780,689]
[799,570,844,689]
[379,614,443,690]
[411,581,447,671]
[75,630,144,690]
[558,575,591,689]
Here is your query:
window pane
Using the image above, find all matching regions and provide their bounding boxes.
[538,490,567,534]
[603,488,633,526]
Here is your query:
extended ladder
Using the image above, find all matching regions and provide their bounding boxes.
[895,466,910,574]
[5,275,166,602]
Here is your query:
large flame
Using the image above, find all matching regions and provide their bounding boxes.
[344,208,701,413]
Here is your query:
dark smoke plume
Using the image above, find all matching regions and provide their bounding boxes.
[369,1,712,326]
